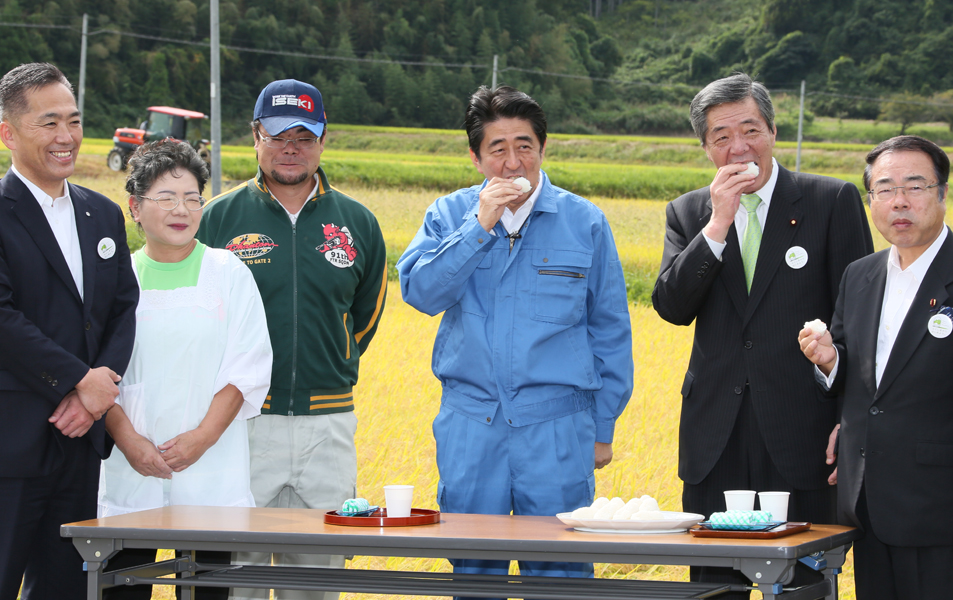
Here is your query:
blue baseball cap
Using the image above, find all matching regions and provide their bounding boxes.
[254,79,326,137]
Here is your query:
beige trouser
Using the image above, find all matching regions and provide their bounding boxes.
[230,412,358,600]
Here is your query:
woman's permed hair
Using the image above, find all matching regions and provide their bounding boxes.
[124,140,209,198]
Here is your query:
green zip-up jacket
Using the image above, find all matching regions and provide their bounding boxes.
[197,167,387,416]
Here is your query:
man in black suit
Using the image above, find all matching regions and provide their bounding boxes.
[0,63,138,600]
[800,135,953,598]
[653,73,873,595]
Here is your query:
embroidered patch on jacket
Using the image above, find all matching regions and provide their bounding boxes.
[226,233,279,259]
[317,223,357,268]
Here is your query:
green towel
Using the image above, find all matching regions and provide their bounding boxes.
[341,498,371,514]
[709,510,775,530]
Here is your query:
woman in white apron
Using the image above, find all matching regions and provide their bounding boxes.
[99,140,272,600]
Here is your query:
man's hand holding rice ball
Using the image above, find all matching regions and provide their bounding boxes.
[703,161,762,244]
[476,176,534,233]
[798,319,837,376]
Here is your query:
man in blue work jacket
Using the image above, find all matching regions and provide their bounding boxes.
[398,85,634,585]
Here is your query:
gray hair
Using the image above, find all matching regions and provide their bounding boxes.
[690,73,775,146]
[0,63,72,123]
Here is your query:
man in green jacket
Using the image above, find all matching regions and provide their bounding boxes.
[198,79,387,600]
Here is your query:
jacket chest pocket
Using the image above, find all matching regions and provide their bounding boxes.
[532,249,591,325]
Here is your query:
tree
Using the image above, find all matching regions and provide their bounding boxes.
[880,93,931,135]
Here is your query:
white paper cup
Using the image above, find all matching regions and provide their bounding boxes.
[723,490,756,511]
[383,485,414,518]
[758,491,790,522]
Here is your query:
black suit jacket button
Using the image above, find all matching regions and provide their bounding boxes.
[734,386,743,395]
[41,372,48,378]
[869,406,880,415]
[860,447,865,457]
[51,380,58,387]
[744,341,753,349]
[85,321,92,331]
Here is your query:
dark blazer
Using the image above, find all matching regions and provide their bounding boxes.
[653,165,874,490]
[0,172,138,477]
[830,231,953,546]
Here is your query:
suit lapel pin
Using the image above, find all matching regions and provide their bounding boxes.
[930,298,937,308]
[85,211,91,217]
[790,219,797,226]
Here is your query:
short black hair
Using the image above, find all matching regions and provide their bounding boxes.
[125,140,210,198]
[864,135,950,197]
[465,86,547,159]
[0,62,72,123]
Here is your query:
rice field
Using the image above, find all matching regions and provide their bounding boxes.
[63,153,881,599]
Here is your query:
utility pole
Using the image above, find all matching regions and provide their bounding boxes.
[78,13,88,117]
[210,0,222,196]
[492,55,498,90]
[796,80,805,172]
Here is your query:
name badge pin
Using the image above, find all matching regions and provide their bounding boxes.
[928,313,952,339]
[97,237,116,260]
[785,246,808,269]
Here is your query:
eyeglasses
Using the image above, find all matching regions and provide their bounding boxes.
[139,195,206,211]
[867,182,940,202]
[257,132,320,150]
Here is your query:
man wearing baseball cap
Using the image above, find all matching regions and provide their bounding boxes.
[198,79,387,600]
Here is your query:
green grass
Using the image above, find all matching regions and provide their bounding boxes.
[80,130,869,201]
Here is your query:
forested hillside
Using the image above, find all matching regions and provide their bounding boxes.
[2,0,951,140]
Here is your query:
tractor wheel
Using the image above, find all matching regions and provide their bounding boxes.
[198,146,211,169]
[107,149,126,172]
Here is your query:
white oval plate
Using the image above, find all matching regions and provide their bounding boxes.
[556,511,706,534]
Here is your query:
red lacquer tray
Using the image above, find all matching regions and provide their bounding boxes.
[324,508,441,527]
[689,522,812,539]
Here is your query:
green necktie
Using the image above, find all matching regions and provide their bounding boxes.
[740,194,762,293]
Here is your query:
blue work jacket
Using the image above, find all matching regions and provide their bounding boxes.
[397,171,633,443]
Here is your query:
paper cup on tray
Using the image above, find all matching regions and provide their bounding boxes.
[383,485,414,518]
[723,490,756,512]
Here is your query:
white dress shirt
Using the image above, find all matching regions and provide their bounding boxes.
[10,165,83,299]
[704,157,781,259]
[820,226,949,388]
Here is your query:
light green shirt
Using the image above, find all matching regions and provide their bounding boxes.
[133,242,206,290]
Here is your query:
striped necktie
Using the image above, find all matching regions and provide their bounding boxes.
[740,193,762,293]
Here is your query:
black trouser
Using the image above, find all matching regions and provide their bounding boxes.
[0,433,99,600]
[682,387,835,599]
[853,484,953,599]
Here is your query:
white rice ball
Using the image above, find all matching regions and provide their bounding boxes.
[571,506,598,519]
[590,497,610,510]
[513,176,532,194]
[630,510,664,520]
[638,495,660,513]
[740,162,759,176]
[594,497,626,519]
[804,319,827,335]
[612,498,643,520]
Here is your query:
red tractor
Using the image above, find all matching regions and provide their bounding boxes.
[108,106,211,171]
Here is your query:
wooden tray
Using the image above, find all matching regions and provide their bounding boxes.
[324,508,441,527]
[689,522,812,539]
